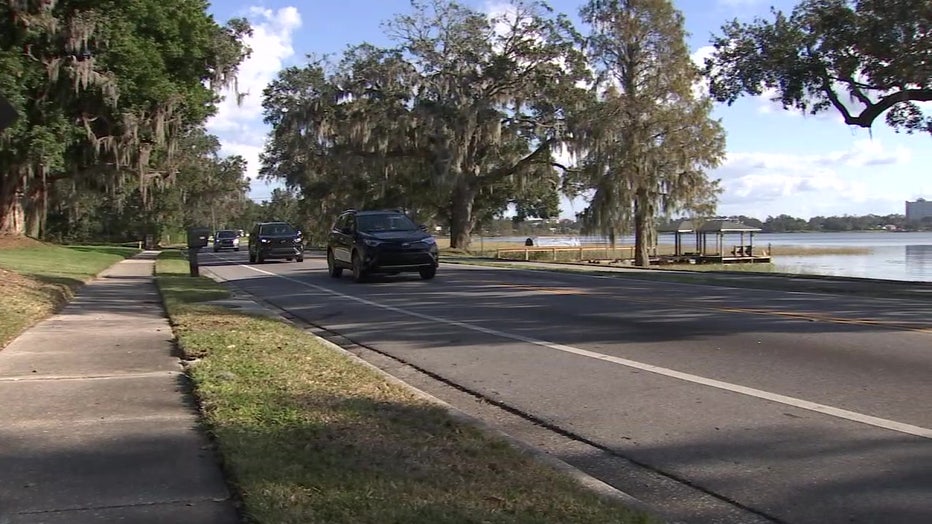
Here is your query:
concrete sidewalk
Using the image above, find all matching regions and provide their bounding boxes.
[0,251,237,523]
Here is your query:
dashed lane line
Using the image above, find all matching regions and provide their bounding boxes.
[218,259,932,440]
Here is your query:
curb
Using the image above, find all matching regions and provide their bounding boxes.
[200,267,663,521]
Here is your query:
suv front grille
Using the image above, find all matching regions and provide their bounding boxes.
[379,241,426,252]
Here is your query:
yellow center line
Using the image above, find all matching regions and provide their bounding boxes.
[486,282,932,335]
[478,282,592,295]
[714,307,932,334]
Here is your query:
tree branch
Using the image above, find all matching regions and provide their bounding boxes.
[821,73,932,128]
[478,138,555,183]
[820,73,857,124]
[550,161,578,173]
[853,89,932,128]
[840,75,874,108]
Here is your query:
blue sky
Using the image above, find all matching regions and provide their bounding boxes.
[205,0,932,221]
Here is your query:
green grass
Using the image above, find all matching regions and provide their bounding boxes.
[156,251,230,313]
[445,242,872,260]
[154,252,651,524]
[0,242,140,348]
[0,243,140,284]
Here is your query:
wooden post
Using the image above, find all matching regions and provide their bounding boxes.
[189,247,200,277]
[524,248,529,261]
[552,247,557,261]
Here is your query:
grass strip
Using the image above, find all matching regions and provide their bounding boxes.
[0,240,140,348]
[154,250,651,524]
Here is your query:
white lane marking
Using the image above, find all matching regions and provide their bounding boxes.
[222,260,932,440]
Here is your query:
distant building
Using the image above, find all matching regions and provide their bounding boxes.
[906,198,932,222]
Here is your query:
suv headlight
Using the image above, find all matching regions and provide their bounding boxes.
[363,239,382,247]
[260,238,270,243]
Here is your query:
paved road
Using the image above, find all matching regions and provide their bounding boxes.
[200,250,932,524]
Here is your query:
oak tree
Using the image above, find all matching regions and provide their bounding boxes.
[261,0,589,248]
[0,0,249,236]
[704,0,932,134]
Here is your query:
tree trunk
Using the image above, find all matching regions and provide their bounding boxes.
[23,177,48,239]
[449,180,477,249]
[0,175,25,235]
[633,189,652,267]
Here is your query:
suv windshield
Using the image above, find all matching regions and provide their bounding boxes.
[356,213,418,233]
[216,230,237,239]
[259,223,297,236]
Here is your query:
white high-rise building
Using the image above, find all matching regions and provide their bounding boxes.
[905,198,932,222]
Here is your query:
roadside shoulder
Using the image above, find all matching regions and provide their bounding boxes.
[154,251,657,523]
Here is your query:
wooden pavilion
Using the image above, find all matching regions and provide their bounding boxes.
[657,219,771,264]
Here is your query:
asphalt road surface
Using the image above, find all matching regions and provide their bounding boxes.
[200,250,932,524]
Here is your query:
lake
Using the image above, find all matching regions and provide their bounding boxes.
[751,232,932,283]
[478,231,932,283]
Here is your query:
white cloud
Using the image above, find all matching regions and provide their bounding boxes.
[690,45,715,99]
[559,140,915,221]
[713,140,914,218]
[206,6,302,189]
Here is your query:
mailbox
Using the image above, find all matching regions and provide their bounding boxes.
[186,227,210,249]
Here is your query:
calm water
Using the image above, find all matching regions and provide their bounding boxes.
[481,232,932,282]
[753,232,932,283]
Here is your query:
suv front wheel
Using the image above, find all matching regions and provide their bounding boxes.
[419,266,437,280]
[352,251,367,283]
[327,250,342,278]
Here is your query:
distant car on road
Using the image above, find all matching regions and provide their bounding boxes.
[327,208,438,282]
[249,221,304,263]
[213,230,241,252]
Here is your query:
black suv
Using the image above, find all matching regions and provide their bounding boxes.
[327,209,438,282]
[248,221,304,263]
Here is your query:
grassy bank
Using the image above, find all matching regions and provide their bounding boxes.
[0,237,140,348]
[441,239,871,261]
[154,250,649,524]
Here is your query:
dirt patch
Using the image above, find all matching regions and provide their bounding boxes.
[0,234,46,250]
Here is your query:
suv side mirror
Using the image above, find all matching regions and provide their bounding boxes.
[418,224,428,232]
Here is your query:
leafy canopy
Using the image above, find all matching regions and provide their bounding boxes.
[261,0,590,247]
[704,0,932,134]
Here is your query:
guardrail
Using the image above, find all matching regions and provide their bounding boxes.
[495,246,639,261]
